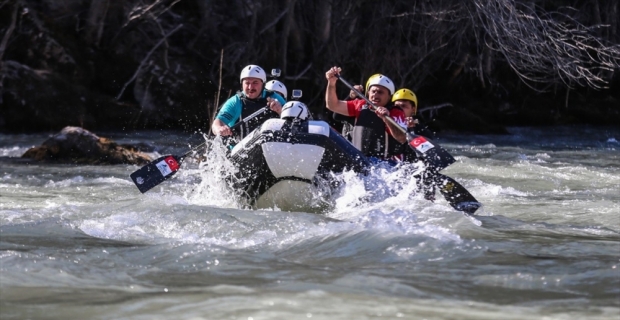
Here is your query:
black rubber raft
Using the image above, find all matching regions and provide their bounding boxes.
[228,118,370,210]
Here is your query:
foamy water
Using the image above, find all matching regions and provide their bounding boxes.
[1,126,619,319]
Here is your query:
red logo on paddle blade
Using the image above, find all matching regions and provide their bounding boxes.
[409,136,435,153]
[164,156,179,171]
[410,137,427,148]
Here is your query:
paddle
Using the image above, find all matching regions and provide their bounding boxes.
[335,75,455,172]
[129,106,270,193]
[435,174,481,215]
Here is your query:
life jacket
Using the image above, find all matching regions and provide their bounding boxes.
[236,91,279,139]
[351,102,402,159]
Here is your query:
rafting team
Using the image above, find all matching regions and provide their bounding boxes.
[211,64,425,166]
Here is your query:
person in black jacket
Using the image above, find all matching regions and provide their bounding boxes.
[325,67,407,160]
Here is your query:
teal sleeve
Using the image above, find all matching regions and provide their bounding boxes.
[215,95,242,127]
[273,92,286,105]
[262,89,286,105]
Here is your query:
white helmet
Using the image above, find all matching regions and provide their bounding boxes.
[280,101,309,120]
[239,64,266,82]
[265,80,287,99]
[365,74,395,95]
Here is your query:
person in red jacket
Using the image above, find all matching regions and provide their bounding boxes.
[325,67,407,160]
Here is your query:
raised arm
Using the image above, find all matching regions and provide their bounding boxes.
[325,66,349,116]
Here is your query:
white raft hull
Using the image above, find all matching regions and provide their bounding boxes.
[228,119,369,211]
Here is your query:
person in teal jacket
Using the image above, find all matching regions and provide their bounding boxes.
[211,64,287,139]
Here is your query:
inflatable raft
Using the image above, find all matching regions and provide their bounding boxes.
[228,118,370,210]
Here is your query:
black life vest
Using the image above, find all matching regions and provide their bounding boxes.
[351,102,402,159]
[237,91,279,139]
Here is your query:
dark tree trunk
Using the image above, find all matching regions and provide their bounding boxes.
[85,0,109,47]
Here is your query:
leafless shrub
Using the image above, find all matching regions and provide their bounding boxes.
[471,0,620,90]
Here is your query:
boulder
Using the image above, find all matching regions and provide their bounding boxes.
[22,126,153,165]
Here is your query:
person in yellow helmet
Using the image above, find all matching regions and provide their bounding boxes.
[392,87,436,140]
[392,87,438,201]
[392,88,418,130]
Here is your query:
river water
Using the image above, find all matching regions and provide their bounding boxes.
[1,126,619,320]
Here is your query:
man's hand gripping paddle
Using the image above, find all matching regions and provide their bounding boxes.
[335,75,455,172]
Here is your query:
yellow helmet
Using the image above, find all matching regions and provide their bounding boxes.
[365,74,395,95]
[392,88,418,108]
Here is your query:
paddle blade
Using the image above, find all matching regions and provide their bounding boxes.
[436,174,481,215]
[130,155,182,193]
[407,135,456,172]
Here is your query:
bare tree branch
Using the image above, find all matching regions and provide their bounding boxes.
[419,103,453,119]
[0,1,18,62]
[116,24,183,101]
[258,7,289,35]
[285,62,312,81]
[471,0,620,90]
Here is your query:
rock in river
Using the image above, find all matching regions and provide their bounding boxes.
[22,127,152,165]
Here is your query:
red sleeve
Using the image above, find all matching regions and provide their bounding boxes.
[346,99,364,117]
[387,108,407,132]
